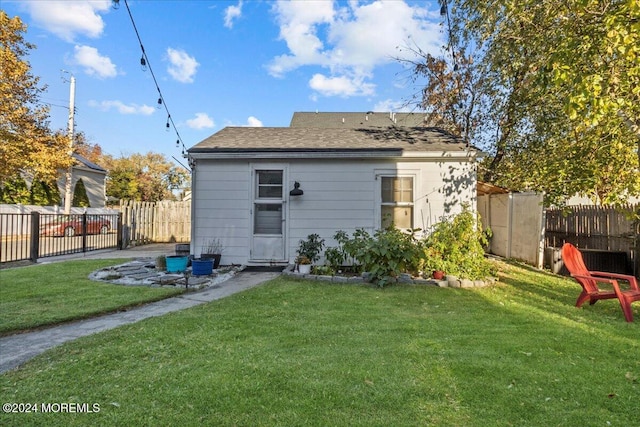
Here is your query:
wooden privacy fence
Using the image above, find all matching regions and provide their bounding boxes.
[545,204,639,277]
[119,200,191,246]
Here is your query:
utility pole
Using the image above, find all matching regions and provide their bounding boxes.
[63,74,76,214]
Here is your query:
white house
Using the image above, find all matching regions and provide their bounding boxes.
[56,153,108,208]
[187,113,479,266]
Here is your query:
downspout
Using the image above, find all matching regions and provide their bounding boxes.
[189,157,196,255]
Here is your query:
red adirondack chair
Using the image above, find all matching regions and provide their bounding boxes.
[561,243,640,322]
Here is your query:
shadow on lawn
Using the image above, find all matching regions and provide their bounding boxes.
[478,260,639,329]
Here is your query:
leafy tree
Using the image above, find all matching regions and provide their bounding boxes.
[400,37,533,184]
[100,152,189,202]
[408,1,639,205]
[71,131,103,165]
[0,11,71,183]
[72,178,90,207]
[400,44,488,147]
[29,179,61,206]
[0,175,30,204]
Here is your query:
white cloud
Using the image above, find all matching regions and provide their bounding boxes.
[373,99,413,112]
[309,73,375,97]
[166,48,199,83]
[186,113,215,130]
[268,1,335,77]
[73,45,117,79]
[224,1,243,29]
[88,100,155,115]
[327,1,439,69]
[23,0,111,42]
[224,116,264,127]
[268,0,443,97]
[245,116,263,127]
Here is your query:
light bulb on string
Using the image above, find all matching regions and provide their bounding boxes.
[111,0,120,10]
[440,3,447,16]
[140,55,147,71]
[157,97,163,109]
[176,139,180,147]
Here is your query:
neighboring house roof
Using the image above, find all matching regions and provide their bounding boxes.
[290,111,430,128]
[72,153,107,174]
[189,126,476,159]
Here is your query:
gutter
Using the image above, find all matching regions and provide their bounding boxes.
[187,150,476,161]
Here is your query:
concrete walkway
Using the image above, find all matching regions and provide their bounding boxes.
[0,245,281,374]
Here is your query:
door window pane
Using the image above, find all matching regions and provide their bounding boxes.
[254,204,282,234]
[257,170,283,198]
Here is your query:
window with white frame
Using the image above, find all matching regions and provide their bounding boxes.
[381,176,414,229]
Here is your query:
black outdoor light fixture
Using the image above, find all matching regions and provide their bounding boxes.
[289,181,304,196]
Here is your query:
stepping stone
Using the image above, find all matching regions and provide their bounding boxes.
[128,272,159,280]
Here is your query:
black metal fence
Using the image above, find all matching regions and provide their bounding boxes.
[0,212,122,265]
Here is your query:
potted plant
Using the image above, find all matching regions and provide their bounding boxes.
[296,255,312,274]
[423,247,448,280]
[201,238,223,269]
[296,233,325,273]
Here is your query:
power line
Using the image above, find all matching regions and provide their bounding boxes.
[113,0,189,160]
[40,101,70,110]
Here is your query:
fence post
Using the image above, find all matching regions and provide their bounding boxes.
[117,212,124,250]
[82,213,88,253]
[29,212,40,262]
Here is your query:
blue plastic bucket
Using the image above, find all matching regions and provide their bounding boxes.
[191,259,213,276]
[166,256,189,273]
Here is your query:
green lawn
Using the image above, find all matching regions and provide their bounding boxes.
[0,259,183,335]
[0,261,638,426]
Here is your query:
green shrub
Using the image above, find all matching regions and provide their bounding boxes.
[72,178,90,207]
[30,179,61,206]
[1,175,30,204]
[330,227,422,287]
[297,233,325,263]
[360,227,424,286]
[336,228,372,273]
[319,206,495,285]
[324,246,345,273]
[311,265,334,276]
[426,205,496,280]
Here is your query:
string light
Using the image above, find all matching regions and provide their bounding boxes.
[116,0,189,160]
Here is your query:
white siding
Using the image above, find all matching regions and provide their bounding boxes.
[192,162,251,263]
[56,167,107,208]
[192,157,476,265]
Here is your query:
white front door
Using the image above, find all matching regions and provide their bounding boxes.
[251,168,286,262]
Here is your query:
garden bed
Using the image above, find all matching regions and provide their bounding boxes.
[284,265,498,288]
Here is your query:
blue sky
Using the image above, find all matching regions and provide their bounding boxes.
[4,0,445,166]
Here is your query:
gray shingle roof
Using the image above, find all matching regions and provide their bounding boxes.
[188,126,471,154]
[290,111,430,128]
[72,153,107,173]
